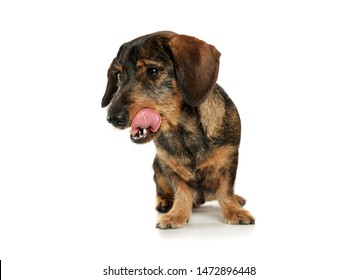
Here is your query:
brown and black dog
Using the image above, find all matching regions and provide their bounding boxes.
[102,31,255,229]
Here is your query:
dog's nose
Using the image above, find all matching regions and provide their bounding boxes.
[107,111,128,128]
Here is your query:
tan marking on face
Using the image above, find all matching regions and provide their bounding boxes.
[156,81,182,130]
[137,59,163,67]
[125,84,182,132]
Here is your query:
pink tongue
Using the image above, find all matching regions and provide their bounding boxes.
[130,109,161,134]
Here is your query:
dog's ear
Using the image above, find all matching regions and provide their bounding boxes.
[101,58,118,108]
[164,34,221,106]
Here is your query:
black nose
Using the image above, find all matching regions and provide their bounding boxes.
[107,111,128,128]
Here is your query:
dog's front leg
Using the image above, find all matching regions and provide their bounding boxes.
[216,174,255,225]
[156,178,194,229]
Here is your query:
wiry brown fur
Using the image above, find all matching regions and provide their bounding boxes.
[102,31,255,229]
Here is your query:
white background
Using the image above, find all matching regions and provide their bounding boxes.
[1,0,357,279]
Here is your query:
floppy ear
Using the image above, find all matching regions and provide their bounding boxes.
[101,58,118,108]
[164,34,221,106]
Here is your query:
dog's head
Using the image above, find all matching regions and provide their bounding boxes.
[101,31,220,143]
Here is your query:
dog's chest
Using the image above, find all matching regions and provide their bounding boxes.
[154,125,218,178]
[154,123,209,161]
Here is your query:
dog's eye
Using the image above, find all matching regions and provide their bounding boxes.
[146,67,159,78]
[117,73,122,81]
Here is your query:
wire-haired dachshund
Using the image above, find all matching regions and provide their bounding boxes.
[102,31,255,229]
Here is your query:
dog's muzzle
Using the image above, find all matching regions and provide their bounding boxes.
[107,108,162,144]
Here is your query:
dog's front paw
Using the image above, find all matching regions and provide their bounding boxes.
[224,209,255,225]
[156,214,189,229]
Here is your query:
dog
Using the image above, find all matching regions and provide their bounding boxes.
[102,31,255,229]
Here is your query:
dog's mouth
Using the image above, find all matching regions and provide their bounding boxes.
[130,109,161,144]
